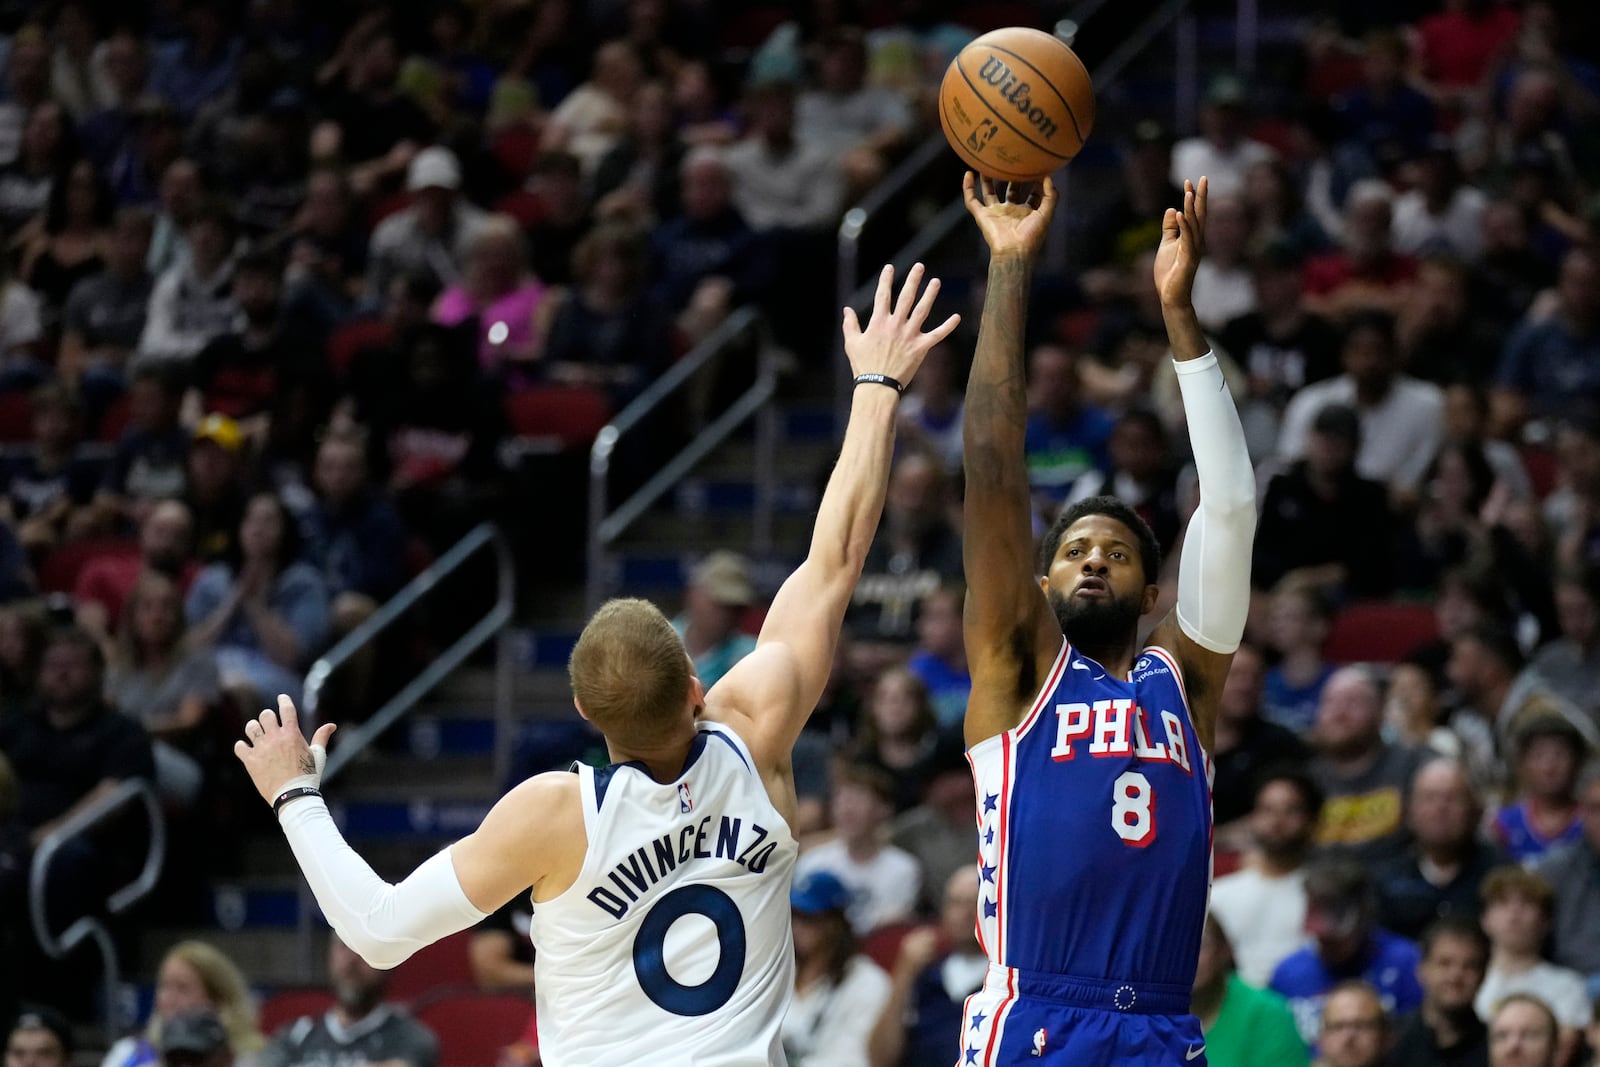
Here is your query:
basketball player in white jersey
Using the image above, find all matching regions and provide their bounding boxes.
[235,262,960,1066]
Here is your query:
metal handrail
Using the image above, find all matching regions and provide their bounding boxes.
[29,778,165,1039]
[305,522,516,787]
[587,307,776,612]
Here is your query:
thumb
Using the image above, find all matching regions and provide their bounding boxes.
[842,306,862,340]
[309,723,337,775]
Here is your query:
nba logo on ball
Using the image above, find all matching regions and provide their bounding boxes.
[678,781,693,814]
[939,27,1096,183]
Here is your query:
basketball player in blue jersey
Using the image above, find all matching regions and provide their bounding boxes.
[233,262,961,1066]
[957,172,1256,1066]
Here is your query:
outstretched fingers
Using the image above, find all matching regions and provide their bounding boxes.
[872,263,894,319]
[924,312,962,346]
[894,262,926,319]
[908,274,942,329]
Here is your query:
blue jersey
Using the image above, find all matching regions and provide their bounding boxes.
[960,641,1214,1066]
[1493,800,1583,863]
[1269,929,1423,1049]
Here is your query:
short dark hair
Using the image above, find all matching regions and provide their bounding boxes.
[1420,915,1490,967]
[1040,496,1161,585]
[1460,623,1525,674]
[43,625,105,677]
[1253,765,1325,818]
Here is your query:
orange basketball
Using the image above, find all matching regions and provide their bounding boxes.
[938,27,1095,183]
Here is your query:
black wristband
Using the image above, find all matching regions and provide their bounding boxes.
[272,786,323,815]
[854,372,905,395]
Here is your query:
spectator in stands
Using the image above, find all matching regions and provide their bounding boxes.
[1318,982,1390,1067]
[313,24,433,197]
[539,221,673,403]
[277,168,366,335]
[1310,665,1426,864]
[0,29,48,167]
[1487,994,1561,1067]
[593,80,685,225]
[257,936,437,1067]
[1303,182,1419,322]
[1170,74,1274,199]
[1261,582,1336,735]
[107,571,220,809]
[1253,404,1397,597]
[848,449,961,648]
[670,550,757,690]
[1393,143,1488,265]
[887,737,974,917]
[796,29,915,194]
[726,78,844,234]
[1376,759,1503,941]
[866,866,985,1067]
[1389,916,1492,1067]
[851,666,945,813]
[0,242,45,388]
[185,490,330,708]
[1190,915,1308,1067]
[1212,767,1321,987]
[1493,718,1587,862]
[102,940,263,1067]
[1449,626,1596,782]
[797,762,921,936]
[896,341,962,473]
[366,146,488,302]
[150,4,240,120]
[1336,30,1437,173]
[1024,344,1114,518]
[1,383,102,557]
[1278,311,1444,501]
[1218,240,1341,458]
[1547,414,1600,571]
[74,499,196,641]
[782,869,892,1067]
[1522,568,1600,725]
[183,415,247,564]
[470,896,533,996]
[0,603,48,715]
[144,157,201,277]
[1189,193,1256,332]
[1493,249,1600,437]
[57,206,154,414]
[18,158,113,334]
[77,30,150,170]
[430,216,550,389]
[300,427,407,620]
[0,100,71,235]
[543,40,644,176]
[905,583,968,729]
[6,1008,71,1067]
[1477,866,1592,1057]
[651,147,771,343]
[1401,264,1507,392]
[1064,408,1182,556]
[0,755,27,1016]
[1212,641,1312,834]
[138,196,241,364]
[1385,661,1462,760]
[1269,858,1423,1049]
[510,152,593,290]
[1536,764,1600,980]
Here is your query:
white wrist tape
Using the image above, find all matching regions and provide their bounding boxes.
[270,741,327,806]
[1173,353,1256,654]
[278,796,487,969]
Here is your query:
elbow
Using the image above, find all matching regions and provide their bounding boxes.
[341,930,413,971]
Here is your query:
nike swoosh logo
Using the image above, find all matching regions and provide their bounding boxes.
[1186,1046,1205,1061]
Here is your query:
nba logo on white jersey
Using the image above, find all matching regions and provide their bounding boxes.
[1032,1028,1047,1056]
[678,781,693,813]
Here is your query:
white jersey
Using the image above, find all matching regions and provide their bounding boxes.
[530,720,798,1065]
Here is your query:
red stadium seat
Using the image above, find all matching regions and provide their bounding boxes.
[1520,444,1559,499]
[326,319,392,379]
[387,929,476,1004]
[503,385,611,451]
[258,989,335,1035]
[0,389,32,443]
[97,393,132,442]
[1323,601,1439,664]
[860,921,920,973]
[36,537,138,594]
[414,994,534,1067]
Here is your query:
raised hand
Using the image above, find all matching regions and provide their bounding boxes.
[1154,177,1208,309]
[842,262,961,388]
[234,694,337,806]
[962,172,1058,262]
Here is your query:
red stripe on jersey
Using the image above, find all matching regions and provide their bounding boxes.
[1014,641,1071,740]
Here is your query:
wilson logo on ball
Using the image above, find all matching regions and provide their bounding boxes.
[976,56,1060,141]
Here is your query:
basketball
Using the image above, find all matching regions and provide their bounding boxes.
[938,27,1095,183]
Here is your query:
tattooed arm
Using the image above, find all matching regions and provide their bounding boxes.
[960,175,1067,746]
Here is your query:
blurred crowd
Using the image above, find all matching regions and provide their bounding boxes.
[1,0,1599,1066]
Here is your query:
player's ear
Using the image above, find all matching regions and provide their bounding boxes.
[1038,574,1051,595]
[573,696,590,721]
[1141,583,1160,615]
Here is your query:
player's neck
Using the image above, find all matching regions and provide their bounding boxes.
[604,723,698,783]
[1072,640,1134,679]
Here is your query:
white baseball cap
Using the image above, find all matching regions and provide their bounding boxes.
[407,145,462,192]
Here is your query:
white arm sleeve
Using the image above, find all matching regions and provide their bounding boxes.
[278,797,488,969]
[1173,353,1257,654]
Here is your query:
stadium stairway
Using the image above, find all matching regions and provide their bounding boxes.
[130,398,841,1008]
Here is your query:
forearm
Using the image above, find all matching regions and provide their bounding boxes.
[963,255,1031,472]
[807,386,900,574]
[1172,327,1256,654]
[245,603,304,668]
[865,970,916,1067]
[278,796,486,968]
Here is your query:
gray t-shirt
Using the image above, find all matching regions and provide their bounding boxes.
[107,649,221,729]
[1310,743,1425,865]
[63,270,153,350]
[257,1006,438,1067]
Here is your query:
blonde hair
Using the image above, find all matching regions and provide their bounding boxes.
[569,598,691,745]
[149,941,265,1056]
